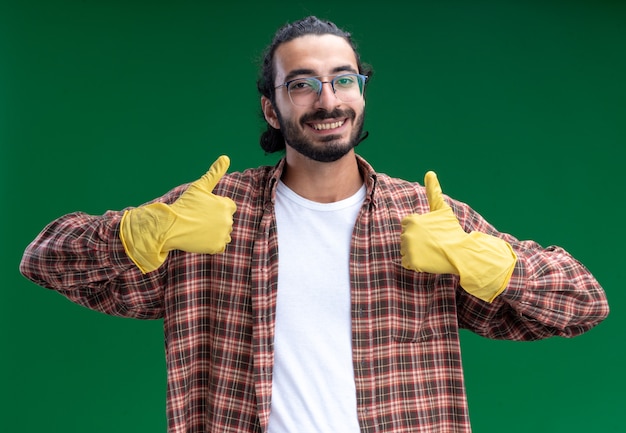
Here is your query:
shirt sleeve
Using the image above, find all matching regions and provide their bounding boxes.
[450,199,609,340]
[19,210,168,319]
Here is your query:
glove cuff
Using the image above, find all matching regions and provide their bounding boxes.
[119,203,176,274]
[455,232,517,302]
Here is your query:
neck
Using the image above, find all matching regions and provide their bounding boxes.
[281,150,363,203]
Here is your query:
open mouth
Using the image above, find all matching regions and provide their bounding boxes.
[308,120,346,131]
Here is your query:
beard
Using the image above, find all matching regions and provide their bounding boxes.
[275,106,365,163]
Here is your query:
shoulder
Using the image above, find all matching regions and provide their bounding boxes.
[218,164,274,188]
[357,154,428,213]
[361,157,477,224]
[376,172,429,212]
[214,163,279,205]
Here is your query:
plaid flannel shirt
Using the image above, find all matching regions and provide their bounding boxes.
[20,155,609,433]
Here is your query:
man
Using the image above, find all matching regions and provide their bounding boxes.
[20,16,608,433]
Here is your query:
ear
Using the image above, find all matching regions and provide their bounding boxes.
[261,96,280,129]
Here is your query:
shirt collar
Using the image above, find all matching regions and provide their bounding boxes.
[265,154,379,208]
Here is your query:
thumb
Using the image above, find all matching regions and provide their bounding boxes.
[424,171,447,211]
[199,155,230,191]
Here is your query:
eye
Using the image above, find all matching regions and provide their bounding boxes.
[334,74,357,88]
[288,78,318,93]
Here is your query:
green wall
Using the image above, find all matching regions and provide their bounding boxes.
[2,0,624,431]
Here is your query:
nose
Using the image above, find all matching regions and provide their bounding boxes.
[313,80,339,109]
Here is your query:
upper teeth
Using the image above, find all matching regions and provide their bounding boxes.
[312,121,344,130]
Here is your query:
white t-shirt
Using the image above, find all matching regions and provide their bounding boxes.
[268,180,366,433]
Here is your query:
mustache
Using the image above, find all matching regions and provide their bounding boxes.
[300,107,356,124]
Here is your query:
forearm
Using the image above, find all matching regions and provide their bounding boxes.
[455,236,608,340]
[451,201,608,339]
[502,242,609,335]
[20,211,164,318]
[21,211,128,286]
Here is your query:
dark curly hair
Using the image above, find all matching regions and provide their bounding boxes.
[256,16,373,153]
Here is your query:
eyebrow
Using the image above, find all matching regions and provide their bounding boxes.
[283,65,358,83]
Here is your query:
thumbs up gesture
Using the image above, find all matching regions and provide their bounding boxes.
[400,171,465,275]
[120,155,237,274]
[400,171,517,302]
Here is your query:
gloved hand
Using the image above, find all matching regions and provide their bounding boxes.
[120,155,237,274]
[400,171,517,302]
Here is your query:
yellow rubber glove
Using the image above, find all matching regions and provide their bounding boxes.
[120,155,237,274]
[400,171,517,302]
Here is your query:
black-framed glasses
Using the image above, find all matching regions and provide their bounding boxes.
[275,73,368,107]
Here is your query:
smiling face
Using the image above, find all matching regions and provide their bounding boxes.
[261,34,366,163]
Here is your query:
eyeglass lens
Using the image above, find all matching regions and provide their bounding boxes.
[287,74,365,106]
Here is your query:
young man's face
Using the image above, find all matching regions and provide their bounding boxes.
[262,34,366,163]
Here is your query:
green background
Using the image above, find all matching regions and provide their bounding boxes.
[2,0,624,431]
